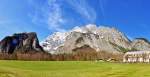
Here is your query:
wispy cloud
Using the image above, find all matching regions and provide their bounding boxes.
[28,0,97,32]
[28,0,66,32]
[47,0,66,32]
[66,0,96,23]
[98,0,105,20]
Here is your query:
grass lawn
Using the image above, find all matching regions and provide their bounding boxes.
[0,60,150,77]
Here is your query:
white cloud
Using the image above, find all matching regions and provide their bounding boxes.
[47,0,66,32]
[98,0,105,18]
[28,0,97,32]
[28,0,67,32]
[66,0,96,23]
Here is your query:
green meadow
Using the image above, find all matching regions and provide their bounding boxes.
[0,60,150,77]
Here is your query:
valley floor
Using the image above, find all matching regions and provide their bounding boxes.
[0,61,150,77]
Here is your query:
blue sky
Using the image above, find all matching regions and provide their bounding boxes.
[0,0,150,41]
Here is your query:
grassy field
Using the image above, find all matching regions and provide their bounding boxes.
[0,61,150,77]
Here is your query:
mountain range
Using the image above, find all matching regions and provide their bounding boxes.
[41,24,150,54]
[1,24,150,55]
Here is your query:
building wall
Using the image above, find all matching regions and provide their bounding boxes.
[123,51,150,63]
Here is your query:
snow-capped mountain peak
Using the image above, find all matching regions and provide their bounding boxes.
[41,24,131,54]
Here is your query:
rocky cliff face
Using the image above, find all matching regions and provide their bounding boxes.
[41,24,132,54]
[55,32,121,54]
[0,32,43,54]
[131,38,150,51]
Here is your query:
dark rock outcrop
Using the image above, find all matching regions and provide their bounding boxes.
[72,45,96,52]
[0,32,43,54]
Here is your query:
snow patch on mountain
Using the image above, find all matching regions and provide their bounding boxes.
[40,32,69,53]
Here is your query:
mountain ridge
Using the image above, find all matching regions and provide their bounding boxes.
[41,24,150,54]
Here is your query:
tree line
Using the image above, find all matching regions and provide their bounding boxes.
[0,51,123,61]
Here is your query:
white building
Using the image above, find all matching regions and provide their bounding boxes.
[123,51,150,63]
